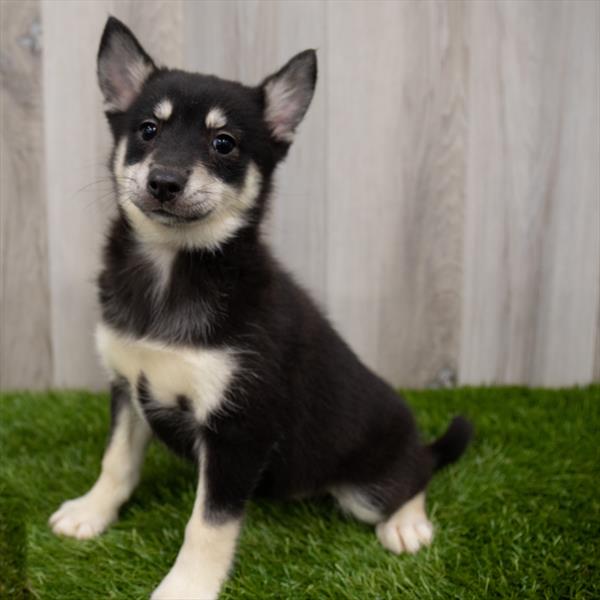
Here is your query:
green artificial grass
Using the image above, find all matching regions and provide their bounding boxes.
[1,387,599,599]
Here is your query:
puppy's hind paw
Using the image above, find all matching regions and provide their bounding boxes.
[375,492,434,554]
[376,515,433,554]
[49,493,117,540]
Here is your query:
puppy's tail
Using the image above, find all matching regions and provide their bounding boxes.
[427,416,473,472]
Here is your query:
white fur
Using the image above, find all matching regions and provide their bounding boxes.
[151,448,241,600]
[205,107,227,129]
[120,167,262,251]
[113,137,263,251]
[114,137,153,198]
[154,98,173,121]
[49,403,151,539]
[331,486,382,525]
[375,492,434,554]
[96,323,237,422]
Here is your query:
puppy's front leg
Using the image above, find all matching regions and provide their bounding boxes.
[50,379,151,539]
[152,434,272,600]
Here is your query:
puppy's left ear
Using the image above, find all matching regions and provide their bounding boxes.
[97,16,156,113]
[261,50,317,143]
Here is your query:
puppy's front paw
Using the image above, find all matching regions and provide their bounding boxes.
[151,566,219,600]
[49,493,117,540]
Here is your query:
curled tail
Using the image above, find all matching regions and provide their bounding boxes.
[428,416,474,472]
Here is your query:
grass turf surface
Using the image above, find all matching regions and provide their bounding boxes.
[1,387,598,599]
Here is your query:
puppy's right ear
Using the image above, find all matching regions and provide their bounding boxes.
[97,16,156,113]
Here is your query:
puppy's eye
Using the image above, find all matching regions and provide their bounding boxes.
[139,121,158,141]
[212,134,236,155]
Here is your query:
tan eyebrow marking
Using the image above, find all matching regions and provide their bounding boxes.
[205,107,227,129]
[154,99,173,121]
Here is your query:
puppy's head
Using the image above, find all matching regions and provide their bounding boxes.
[98,16,316,250]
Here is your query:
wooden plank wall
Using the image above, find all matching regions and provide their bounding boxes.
[0,0,52,389]
[460,0,600,386]
[324,1,468,387]
[0,0,598,389]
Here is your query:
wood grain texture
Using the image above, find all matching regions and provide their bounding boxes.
[459,0,600,386]
[41,0,183,388]
[1,0,597,389]
[326,1,468,386]
[0,0,53,389]
[184,0,328,304]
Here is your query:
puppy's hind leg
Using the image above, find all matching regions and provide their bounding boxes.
[338,416,473,555]
[332,485,433,554]
[376,416,474,554]
[49,380,151,539]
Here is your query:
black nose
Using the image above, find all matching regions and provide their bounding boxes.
[147,169,186,203]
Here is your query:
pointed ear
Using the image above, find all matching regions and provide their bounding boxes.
[261,50,317,143]
[97,16,156,113]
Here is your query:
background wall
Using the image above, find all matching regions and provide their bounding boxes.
[1,0,598,390]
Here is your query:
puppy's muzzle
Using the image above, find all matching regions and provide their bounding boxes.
[147,168,187,204]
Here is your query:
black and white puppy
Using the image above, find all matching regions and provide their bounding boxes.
[49,17,473,600]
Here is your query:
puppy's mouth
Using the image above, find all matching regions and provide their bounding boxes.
[148,207,211,224]
[132,196,214,225]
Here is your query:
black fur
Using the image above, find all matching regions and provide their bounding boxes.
[136,375,199,460]
[428,416,474,472]
[108,377,130,436]
[98,16,473,527]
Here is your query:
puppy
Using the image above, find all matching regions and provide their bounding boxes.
[49,16,473,600]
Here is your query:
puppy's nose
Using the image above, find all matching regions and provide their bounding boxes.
[147,169,186,203]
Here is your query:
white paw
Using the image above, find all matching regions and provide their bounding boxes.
[49,493,117,540]
[375,492,434,554]
[151,566,219,600]
[376,516,433,554]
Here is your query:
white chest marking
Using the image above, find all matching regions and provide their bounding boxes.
[96,323,236,422]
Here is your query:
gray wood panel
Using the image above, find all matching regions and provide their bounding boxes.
[1,0,598,390]
[595,298,600,383]
[326,1,468,386]
[594,299,600,383]
[0,0,53,389]
[459,0,600,386]
[184,0,328,305]
[41,0,183,388]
